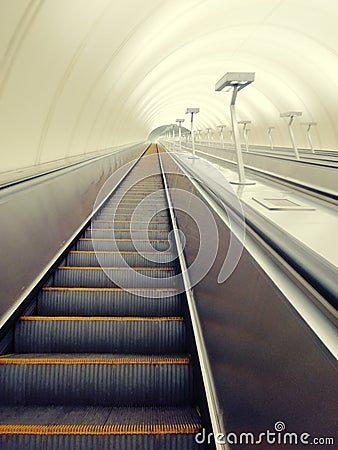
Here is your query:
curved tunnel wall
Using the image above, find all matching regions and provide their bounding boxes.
[0,0,337,173]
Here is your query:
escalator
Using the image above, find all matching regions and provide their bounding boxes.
[0,145,207,449]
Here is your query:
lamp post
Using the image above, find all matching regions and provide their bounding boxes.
[238,120,251,152]
[186,108,200,158]
[267,126,275,150]
[217,125,226,148]
[301,122,317,153]
[171,124,176,150]
[215,72,255,184]
[280,111,302,160]
[206,128,212,146]
[176,119,185,152]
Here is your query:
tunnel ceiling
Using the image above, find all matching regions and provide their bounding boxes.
[0,0,337,171]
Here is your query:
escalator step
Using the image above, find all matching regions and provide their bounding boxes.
[53,267,177,288]
[97,212,169,221]
[66,251,175,268]
[77,238,170,252]
[88,230,170,240]
[0,406,202,450]
[0,355,192,406]
[90,220,170,230]
[15,317,186,354]
[37,288,182,316]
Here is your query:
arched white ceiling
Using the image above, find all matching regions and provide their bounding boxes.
[0,0,337,171]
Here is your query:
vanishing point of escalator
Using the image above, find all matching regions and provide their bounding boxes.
[0,145,205,449]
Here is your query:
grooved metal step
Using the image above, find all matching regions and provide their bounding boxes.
[15,317,186,354]
[53,267,177,288]
[37,287,182,317]
[65,250,175,268]
[88,230,170,240]
[90,220,170,229]
[0,354,192,406]
[37,288,182,316]
[96,212,169,221]
[0,406,202,450]
[76,238,171,252]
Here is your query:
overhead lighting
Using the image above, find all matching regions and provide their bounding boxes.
[215,72,255,92]
[280,111,302,118]
[186,108,200,114]
[215,71,256,184]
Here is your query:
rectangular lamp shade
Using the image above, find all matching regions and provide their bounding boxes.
[215,72,255,91]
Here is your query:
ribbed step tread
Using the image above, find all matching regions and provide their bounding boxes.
[0,406,200,431]
[66,251,175,268]
[0,354,192,406]
[89,230,170,240]
[0,407,202,449]
[91,220,169,227]
[76,236,170,251]
[77,238,170,252]
[53,267,178,288]
[15,317,186,354]
[38,288,182,316]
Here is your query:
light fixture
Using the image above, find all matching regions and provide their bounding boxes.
[238,120,251,152]
[215,72,255,91]
[176,119,185,152]
[280,111,302,160]
[215,72,255,184]
[301,121,317,153]
[185,108,200,158]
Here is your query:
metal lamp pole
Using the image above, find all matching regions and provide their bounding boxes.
[176,119,185,152]
[238,120,251,152]
[217,125,226,148]
[186,108,200,157]
[280,111,302,160]
[301,122,317,153]
[267,126,275,150]
[215,72,255,184]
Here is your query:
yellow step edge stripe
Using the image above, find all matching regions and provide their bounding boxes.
[93,221,168,224]
[89,228,168,231]
[79,238,169,242]
[58,267,174,271]
[0,357,190,365]
[69,251,172,255]
[104,207,165,209]
[104,210,166,212]
[0,423,200,435]
[103,210,167,213]
[89,229,166,232]
[42,287,177,292]
[19,316,184,322]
